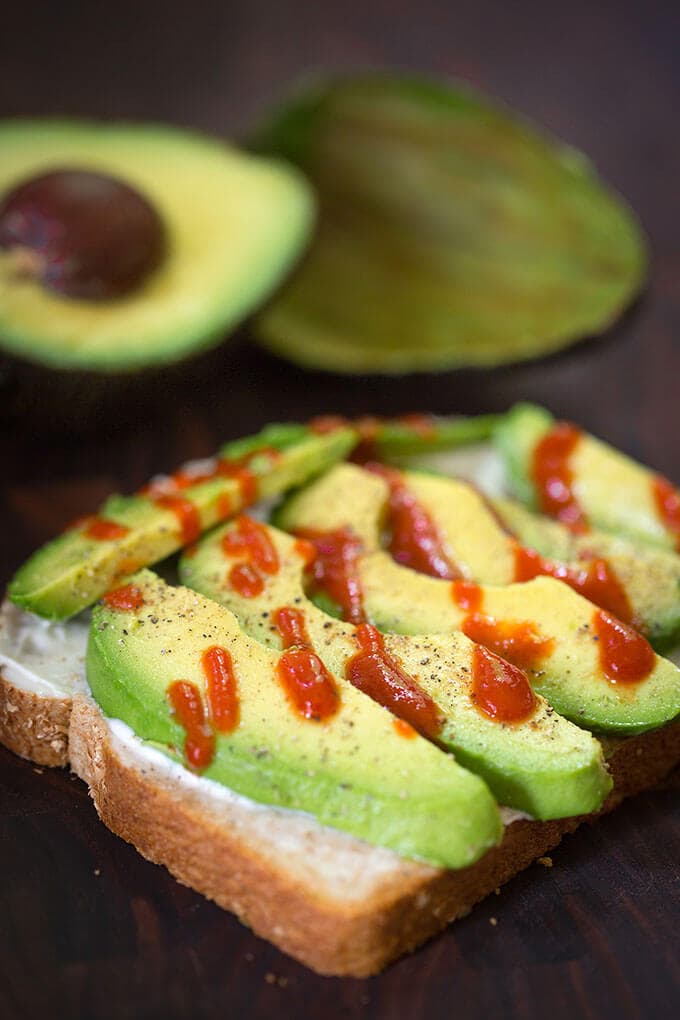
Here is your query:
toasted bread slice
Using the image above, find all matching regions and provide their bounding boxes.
[69,690,680,977]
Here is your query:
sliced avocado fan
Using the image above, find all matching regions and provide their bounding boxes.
[0,119,313,371]
[273,463,680,735]
[251,74,647,373]
[180,519,611,820]
[88,570,502,868]
[495,403,680,553]
[8,424,355,620]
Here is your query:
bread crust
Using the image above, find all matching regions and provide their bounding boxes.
[0,669,70,766]
[68,693,680,977]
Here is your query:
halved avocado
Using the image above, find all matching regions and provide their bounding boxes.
[0,119,313,371]
[252,74,646,373]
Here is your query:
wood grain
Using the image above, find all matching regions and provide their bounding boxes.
[1,1,679,1017]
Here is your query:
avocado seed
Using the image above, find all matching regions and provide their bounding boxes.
[0,168,166,300]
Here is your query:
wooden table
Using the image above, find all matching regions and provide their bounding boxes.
[1,2,679,1017]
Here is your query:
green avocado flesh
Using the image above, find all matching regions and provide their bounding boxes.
[251,74,647,373]
[87,570,501,868]
[181,521,611,820]
[495,404,680,552]
[273,464,680,735]
[8,425,355,620]
[0,119,313,371]
[492,498,680,652]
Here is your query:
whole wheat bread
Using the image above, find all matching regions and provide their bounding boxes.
[69,690,680,977]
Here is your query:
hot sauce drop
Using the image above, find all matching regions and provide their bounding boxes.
[228,563,264,598]
[462,615,555,672]
[273,606,312,649]
[593,610,655,685]
[652,475,680,550]
[101,583,144,612]
[295,526,366,625]
[167,679,215,770]
[532,422,588,531]
[83,517,130,541]
[393,718,417,739]
[222,516,280,575]
[367,464,460,580]
[514,545,633,625]
[452,579,553,673]
[346,624,443,741]
[201,646,239,733]
[471,645,537,724]
[451,580,484,613]
[276,649,339,721]
[152,494,201,544]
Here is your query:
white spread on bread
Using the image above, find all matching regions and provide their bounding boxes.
[0,599,89,697]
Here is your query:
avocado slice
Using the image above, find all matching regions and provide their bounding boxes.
[0,119,313,371]
[495,403,680,552]
[277,461,680,649]
[274,463,680,735]
[493,497,680,651]
[181,520,611,820]
[87,570,501,868]
[8,424,355,620]
[251,74,646,373]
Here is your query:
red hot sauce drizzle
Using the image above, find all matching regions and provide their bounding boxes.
[140,445,283,536]
[276,648,339,722]
[451,580,484,613]
[223,516,280,599]
[272,606,312,649]
[532,422,588,532]
[101,584,144,612]
[593,610,655,685]
[514,544,634,625]
[152,494,201,545]
[462,615,555,672]
[452,579,552,678]
[167,679,215,770]
[272,605,340,721]
[652,475,680,551]
[83,517,130,541]
[228,563,264,598]
[294,526,366,625]
[366,463,460,580]
[471,646,537,724]
[201,645,240,733]
[222,516,280,574]
[345,623,443,741]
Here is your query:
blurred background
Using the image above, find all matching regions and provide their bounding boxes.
[1,1,678,457]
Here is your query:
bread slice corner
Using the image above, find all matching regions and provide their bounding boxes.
[68,690,680,976]
[0,668,71,766]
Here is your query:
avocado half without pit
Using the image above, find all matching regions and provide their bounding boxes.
[0,120,314,372]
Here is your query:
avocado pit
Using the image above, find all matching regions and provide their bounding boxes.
[0,168,166,300]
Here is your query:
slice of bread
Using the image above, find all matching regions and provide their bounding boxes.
[0,670,70,765]
[69,689,680,977]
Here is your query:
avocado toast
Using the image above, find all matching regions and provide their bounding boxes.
[2,407,680,975]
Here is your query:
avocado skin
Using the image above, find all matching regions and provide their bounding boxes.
[0,119,314,373]
[251,74,646,374]
[8,425,356,621]
[492,403,553,508]
[181,519,613,821]
[87,570,502,869]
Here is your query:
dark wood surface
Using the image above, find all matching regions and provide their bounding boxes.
[1,2,679,1017]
